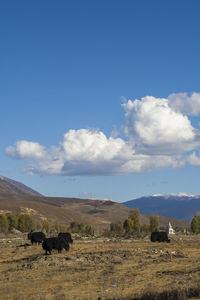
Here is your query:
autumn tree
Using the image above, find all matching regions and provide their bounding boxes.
[41,220,51,233]
[7,214,18,231]
[191,216,200,234]
[0,214,9,234]
[17,214,35,232]
[149,215,159,232]
[129,208,141,233]
[110,221,124,234]
[141,224,150,234]
[123,218,134,234]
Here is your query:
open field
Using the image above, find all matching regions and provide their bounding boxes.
[0,235,200,299]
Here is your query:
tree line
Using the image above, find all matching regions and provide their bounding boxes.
[2,210,196,236]
[105,208,159,236]
[0,213,35,234]
[0,213,94,235]
[0,210,160,236]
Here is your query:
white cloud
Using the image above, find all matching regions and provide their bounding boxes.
[186,152,200,166]
[5,141,46,159]
[5,92,200,176]
[168,92,200,116]
[61,129,131,161]
[122,96,198,155]
[58,129,135,175]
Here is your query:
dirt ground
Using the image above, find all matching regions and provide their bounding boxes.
[0,235,200,299]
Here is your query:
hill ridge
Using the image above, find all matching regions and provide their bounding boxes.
[0,175,42,196]
[0,176,190,231]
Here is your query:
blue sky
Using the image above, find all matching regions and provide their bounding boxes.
[1,0,200,201]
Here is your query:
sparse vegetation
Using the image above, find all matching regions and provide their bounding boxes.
[0,234,200,299]
[0,213,35,234]
[41,219,51,233]
[68,222,94,235]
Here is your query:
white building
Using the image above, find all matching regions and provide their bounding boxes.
[168,222,175,235]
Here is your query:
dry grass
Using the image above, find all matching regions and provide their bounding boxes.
[0,235,200,299]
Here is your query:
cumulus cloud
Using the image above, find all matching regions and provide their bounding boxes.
[168,92,200,116]
[186,152,200,166]
[5,141,46,159]
[122,96,197,155]
[61,129,132,161]
[21,129,135,176]
[5,92,200,176]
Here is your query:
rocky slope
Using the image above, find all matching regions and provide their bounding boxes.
[0,175,42,196]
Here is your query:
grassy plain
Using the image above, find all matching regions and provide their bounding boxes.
[0,235,200,299]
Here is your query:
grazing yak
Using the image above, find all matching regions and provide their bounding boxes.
[42,237,69,255]
[28,231,46,245]
[151,231,170,243]
[58,232,73,244]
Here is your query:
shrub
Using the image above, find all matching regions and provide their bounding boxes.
[68,222,94,235]
[141,223,150,234]
[41,220,51,233]
[110,221,124,234]
[129,208,141,233]
[149,215,159,232]
[7,214,18,231]
[0,214,9,234]
[191,215,200,234]
[84,224,94,235]
[17,214,35,232]
[123,218,134,234]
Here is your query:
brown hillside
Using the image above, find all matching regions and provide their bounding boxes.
[0,192,189,232]
[0,176,41,196]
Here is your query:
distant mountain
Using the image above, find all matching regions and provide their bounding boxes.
[0,175,190,231]
[0,192,189,232]
[0,175,42,196]
[122,194,200,221]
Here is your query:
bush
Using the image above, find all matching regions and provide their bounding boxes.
[17,214,35,232]
[123,218,134,234]
[141,224,150,234]
[191,215,200,234]
[0,214,9,234]
[84,224,94,235]
[110,222,124,234]
[41,220,51,233]
[68,222,94,235]
[7,214,18,231]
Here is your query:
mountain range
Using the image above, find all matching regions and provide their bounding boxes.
[123,194,200,221]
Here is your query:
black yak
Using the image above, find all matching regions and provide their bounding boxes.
[58,232,73,244]
[28,231,46,245]
[151,231,170,243]
[42,237,69,255]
